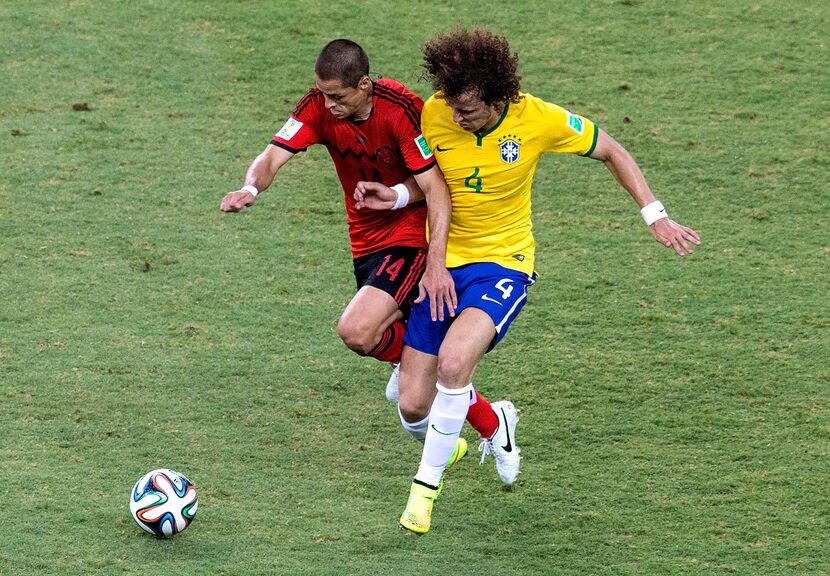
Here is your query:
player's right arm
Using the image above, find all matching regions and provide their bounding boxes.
[220,144,295,212]
[413,165,456,321]
[352,170,456,321]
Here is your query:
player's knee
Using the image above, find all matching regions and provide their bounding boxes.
[337,318,376,355]
[398,394,430,422]
[436,352,471,388]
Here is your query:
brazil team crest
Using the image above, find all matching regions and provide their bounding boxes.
[498,134,522,164]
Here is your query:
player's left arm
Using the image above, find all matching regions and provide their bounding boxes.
[589,129,701,256]
[353,176,425,210]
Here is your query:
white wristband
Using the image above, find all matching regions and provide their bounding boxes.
[640,200,667,226]
[241,184,259,198]
[390,183,410,210]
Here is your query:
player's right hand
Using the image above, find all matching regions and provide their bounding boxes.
[415,261,457,322]
[354,181,397,210]
[220,191,256,212]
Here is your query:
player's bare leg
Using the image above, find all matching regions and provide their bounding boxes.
[338,285,404,361]
[397,344,439,431]
[435,308,494,390]
[397,327,499,442]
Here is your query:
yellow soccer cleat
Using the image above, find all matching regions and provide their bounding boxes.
[399,481,438,534]
[436,437,467,498]
[446,437,468,470]
[401,437,468,533]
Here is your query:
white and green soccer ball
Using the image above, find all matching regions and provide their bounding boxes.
[129,468,198,538]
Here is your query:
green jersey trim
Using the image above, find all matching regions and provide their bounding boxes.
[580,124,599,157]
[475,101,511,146]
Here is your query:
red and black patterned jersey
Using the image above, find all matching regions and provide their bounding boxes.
[271,78,436,258]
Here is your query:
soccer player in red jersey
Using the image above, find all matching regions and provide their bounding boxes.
[220,39,506,457]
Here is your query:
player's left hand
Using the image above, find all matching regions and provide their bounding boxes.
[354,181,397,210]
[415,262,457,321]
[651,218,701,256]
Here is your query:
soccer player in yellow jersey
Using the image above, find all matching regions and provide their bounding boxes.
[356,28,700,534]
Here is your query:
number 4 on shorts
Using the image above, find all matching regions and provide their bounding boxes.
[494,278,513,299]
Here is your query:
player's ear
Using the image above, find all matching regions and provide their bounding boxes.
[357,75,372,91]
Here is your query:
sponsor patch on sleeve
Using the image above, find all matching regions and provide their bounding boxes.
[414,134,433,159]
[277,117,303,141]
[566,112,584,135]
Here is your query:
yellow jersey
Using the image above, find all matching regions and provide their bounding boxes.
[421,92,598,276]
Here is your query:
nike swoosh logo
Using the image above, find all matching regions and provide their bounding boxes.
[436,145,454,152]
[430,424,455,436]
[499,407,513,452]
[481,294,503,306]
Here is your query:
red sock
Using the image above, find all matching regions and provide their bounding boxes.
[466,388,499,438]
[366,320,404,363]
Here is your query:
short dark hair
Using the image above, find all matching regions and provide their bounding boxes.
[315,39,370,87]
[422,28,521,106]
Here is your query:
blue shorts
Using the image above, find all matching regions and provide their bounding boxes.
[404,262,535,356]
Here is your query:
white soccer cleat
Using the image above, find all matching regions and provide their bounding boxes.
[385,363,400,403]
[478,400,520,484]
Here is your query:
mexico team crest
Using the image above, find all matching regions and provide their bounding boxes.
[498,135,521,164]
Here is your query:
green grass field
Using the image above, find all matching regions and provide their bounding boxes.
[1,1,828,574]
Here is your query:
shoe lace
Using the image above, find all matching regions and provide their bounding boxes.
[478,438,493,465]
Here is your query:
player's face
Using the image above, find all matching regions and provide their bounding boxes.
[315,75,373,120]
[444,92,503,133]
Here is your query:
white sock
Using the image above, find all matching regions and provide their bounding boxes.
[414,382,473,488]
[399,405,429,443]
[398,386,476,443]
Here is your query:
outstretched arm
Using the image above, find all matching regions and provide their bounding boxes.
[589,129,700,256]
[220,145,295,212]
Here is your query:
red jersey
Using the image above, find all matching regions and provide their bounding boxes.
[271,78,436,258]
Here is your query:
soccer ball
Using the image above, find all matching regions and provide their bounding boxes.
[129,468,198,538]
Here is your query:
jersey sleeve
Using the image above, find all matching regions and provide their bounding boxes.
[537,98,598,157]
[420,95,440,149]
[391,93,436,175]
[270,90,322,152]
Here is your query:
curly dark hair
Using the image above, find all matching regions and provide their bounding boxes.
[422,28,521,106]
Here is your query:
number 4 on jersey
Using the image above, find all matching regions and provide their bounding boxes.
[464,168,483,193]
